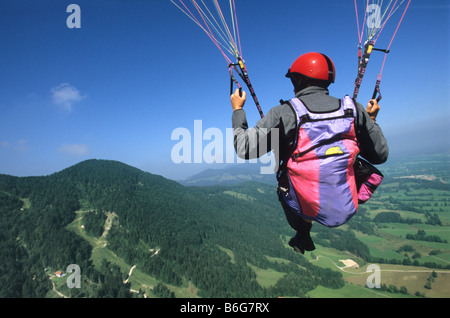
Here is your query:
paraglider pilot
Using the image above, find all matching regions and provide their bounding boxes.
[231,53,388,254]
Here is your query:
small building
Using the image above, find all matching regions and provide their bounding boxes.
[55,271,66,277]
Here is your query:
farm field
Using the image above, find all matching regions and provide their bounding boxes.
[305,153,450,298]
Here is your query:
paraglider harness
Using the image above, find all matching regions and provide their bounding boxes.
[276,95,383,227]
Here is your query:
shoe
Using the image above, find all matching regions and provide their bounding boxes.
[289,235,305,254]
[302,233,316,252]
[298,219,315,252]
[289,220,316,254]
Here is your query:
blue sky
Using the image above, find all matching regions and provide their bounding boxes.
[0,0,448,180]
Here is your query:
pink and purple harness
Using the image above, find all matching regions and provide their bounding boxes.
[278,95,382,227]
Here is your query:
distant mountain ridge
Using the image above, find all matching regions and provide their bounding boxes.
[179,164,277,186]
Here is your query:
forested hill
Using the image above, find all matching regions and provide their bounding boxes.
[0,159,343,298]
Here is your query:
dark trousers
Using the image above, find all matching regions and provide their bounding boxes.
[278,191,311,231]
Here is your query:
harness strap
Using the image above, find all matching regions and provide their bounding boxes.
[229,64,242,96]
[229,57,264,118]
[371,77,382,103]
[353,41,374,100]
[292,135,357,161]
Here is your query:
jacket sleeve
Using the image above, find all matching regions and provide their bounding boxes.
[232,105,294,160]
[355,102,389,164]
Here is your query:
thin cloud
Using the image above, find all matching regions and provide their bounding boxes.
[0,141,10,148]
[0,139,28,152]
[50,83,85,112]
[14,139,28,152]
[58,143,90,156]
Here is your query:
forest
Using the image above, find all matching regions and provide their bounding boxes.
[0,159,343,298]
[1,153,448,298]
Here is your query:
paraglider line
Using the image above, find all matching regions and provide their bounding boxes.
[171,0,264,118]
[378,0,411,78]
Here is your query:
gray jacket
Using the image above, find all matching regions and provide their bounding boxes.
[232,86,389,166]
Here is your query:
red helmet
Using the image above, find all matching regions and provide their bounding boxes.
[286,52,335,83]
